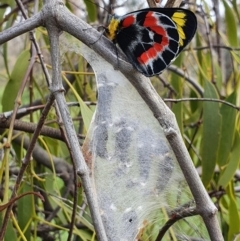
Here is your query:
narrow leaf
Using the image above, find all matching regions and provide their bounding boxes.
[63,75,94,131]
[83,0,97,22]
[223,0,238,46]
[218,131,240,187]
[232,0,240,21]
[2,50,30,112]
[0,214,17,240]
[171,55,184,134]
[217,92,237,167]
[201,81,222,186]
[18,184,33,240]
[227,184,240,241]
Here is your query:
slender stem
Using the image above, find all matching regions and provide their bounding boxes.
[44,3,107,239]
[0,1,224,240]
[0,94,55,240]
[0,12,42,44]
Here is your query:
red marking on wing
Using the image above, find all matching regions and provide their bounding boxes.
[161,35,169,46]
[138,38,169,65]
[138,12,169,65]
[143,12,166,36]
[122,15,135,27]
[143,12,157,26]
[149,25,166,36]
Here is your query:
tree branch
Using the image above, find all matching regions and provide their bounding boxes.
[0,114,64,141]
[0,94,55,239]
[0,11,42,43]
[0,1,223,240]
[44,2,107,240]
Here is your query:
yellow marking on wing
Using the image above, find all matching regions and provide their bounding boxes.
[172,12,187,46]
[107,18,120,41]
[177,26,185,46]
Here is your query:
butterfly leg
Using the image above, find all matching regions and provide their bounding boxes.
[113,44,120,70]
[83,26,107,45]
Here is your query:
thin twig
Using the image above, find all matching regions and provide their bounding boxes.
[164,97,240,111]
[157,75,177,96]
[192,45,240,51]
[156,206,198,240]
[0,1,224,240]
[167,66,204,97]
[44,3,107,239]
[58,118,78,241]
[0,115,64,141]
[16,0,52,86]
[0,94,55,240]
[147,0,157,7]
[165,0,182,7]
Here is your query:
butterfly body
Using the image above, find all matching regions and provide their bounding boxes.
[106,8,197,77]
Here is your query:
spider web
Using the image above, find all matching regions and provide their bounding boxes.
[60,33,209,241]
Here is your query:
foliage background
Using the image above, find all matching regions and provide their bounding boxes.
[0,0,240,240]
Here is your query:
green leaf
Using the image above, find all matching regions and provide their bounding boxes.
[18,183,33,240]
[0,0,15,8]
[79,98,94,131]
[214,62,223,91]
[218,131,240,187]
[217,92,237,167]
[0,214,17,240]
[0,9,6,32]
[2,11,18,76]
[2,50,30,112]
[171,55,184,134]
[232,0,240,21]
[227,184,240,241]
[223,0,238,46]
[196,32,212,83]
[83,0,97,22]
[65,77,94,131]
[2,42,9,77]
[201,81,222,187]
[196,33,204,85]
[189,89,201,113]
[172,102,183,134]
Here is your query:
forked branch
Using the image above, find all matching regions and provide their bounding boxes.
[0,0,223,240]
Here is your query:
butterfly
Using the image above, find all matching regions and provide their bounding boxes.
[105,8,197,77]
